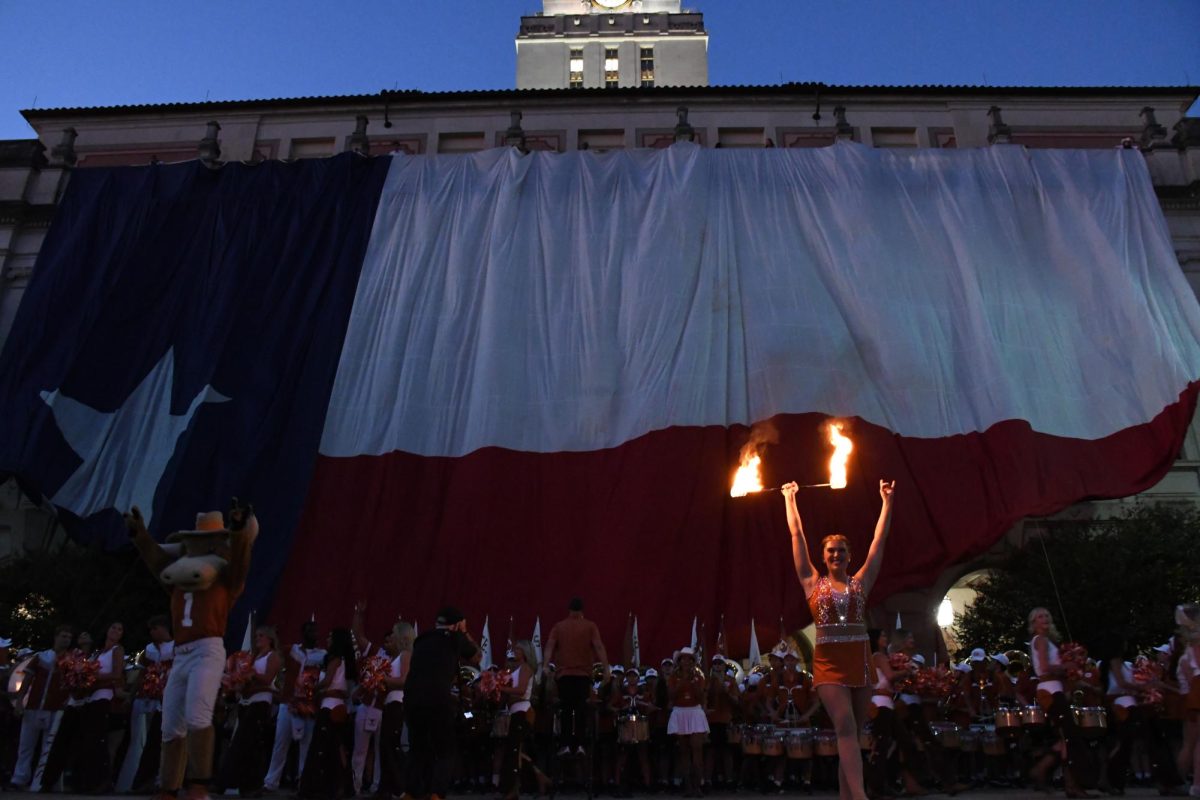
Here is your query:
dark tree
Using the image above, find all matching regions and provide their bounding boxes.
[0,541,168,653]
[953,503,1200,659]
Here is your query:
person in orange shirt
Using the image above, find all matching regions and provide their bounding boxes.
[127,499,258,800]
[544,597,608,755]
[667,647,708,797]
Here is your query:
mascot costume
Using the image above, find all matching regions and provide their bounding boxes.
[126,499,258,800]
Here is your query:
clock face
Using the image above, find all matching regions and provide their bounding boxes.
[592,0,631,9]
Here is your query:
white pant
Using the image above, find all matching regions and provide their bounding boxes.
[264,704,315,790]
[162,638,226,740]
[352,705,384,795]
[115,700,158,792]
[12,709,61,789]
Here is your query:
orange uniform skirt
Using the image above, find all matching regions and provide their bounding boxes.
[812,639,872,688]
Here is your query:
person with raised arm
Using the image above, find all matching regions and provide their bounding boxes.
[782,478,894,800]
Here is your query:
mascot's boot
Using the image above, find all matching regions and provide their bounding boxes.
[184,726,216,800]
[159,736,189,798]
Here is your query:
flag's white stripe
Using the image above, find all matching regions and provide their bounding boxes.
[321,143,1200,458]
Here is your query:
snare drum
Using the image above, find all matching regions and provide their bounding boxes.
[981,730,1005,756]
[929,721,961,748]
[815,730,839,757]
[491,712,510,738]
[741,725,763,755]
[994,707,1022,731]
[762,728,785,757]
[1071,706,1107,738]
[617,714,650,744]
[785,728,813,759]
[1021,704,1047,727]
[959,726,980,753]
[728,724,743,746]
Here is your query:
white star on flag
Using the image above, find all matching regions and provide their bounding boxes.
[39,348,229,526]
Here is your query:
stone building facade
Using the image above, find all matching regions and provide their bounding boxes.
[1,76,1198,657]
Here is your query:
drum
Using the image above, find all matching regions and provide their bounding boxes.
[960,726,981,753]
[762,727,785,757]
[617,714,650,744]
[994,707,1022,731]
[1021,704,1047,727]
[929,721,961,748]
[785,728,813,759]
[728,724,743,746]
[491,712,510,738]
[461,709,487,737]
[815,730,839,757]
[981,730,1005,756]
[858,730,874,751]
[1072,705,1107,738]
[741,725,763,755]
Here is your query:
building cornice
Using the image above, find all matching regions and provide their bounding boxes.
[22,83,1200,122]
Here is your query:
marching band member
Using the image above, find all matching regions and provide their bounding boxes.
[116,615,174,794]
[865,629,903,800]
[667,647,708,798]
[611,664,655,795]
[216,625,281,796]
[298,627,357,799]
[706,655,740,790]
[783,478,895,800]
[263,620,326,792]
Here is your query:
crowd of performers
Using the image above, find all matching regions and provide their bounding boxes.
[1,488,1200,799]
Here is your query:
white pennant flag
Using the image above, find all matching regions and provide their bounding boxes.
[632,615,641,668]
[532,617,543,670]
[480,615,493,670]
[690,616,698,650]
[895,611,902,630]
[241,612,254,653]
[748,618,761,665]
[413,620,419,636]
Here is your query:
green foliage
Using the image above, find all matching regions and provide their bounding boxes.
[0,541,168,653]
[953,502,1200,661]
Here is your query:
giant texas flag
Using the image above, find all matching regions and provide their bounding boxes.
[2,142,1198,656]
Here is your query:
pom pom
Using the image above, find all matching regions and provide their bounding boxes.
[358,654,392,694]
[59,649,100,695]
[290,666,321,717]
[1132,655,1164,705]
[139,660,171,700]
[221,651,255,693]
[1059,642,1089,683]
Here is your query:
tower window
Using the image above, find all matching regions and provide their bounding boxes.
[605,47,619,88]
[569,48,584,89]
[640,46,654,87]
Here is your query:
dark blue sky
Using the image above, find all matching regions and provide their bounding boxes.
[2,0,1197,139]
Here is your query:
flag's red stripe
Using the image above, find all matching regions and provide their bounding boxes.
[269,383,1197,663]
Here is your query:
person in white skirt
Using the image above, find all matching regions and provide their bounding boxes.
[667,647,708,798]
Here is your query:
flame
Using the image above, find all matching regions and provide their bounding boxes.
[730,453,763,497]
[827,421,853,489]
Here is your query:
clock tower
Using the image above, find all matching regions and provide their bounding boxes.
[516,0,708,90]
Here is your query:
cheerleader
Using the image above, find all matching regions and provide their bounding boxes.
[1027,607,1086,797]
[76,621,124,792]
[1175,604,1200,797]
[498,641,551,800]
[217,625,281,796]
[783,479,895,800]
[116,615,174,793]
[263,621,325,792]
[298,627,357,799]
[378,621,414,799]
